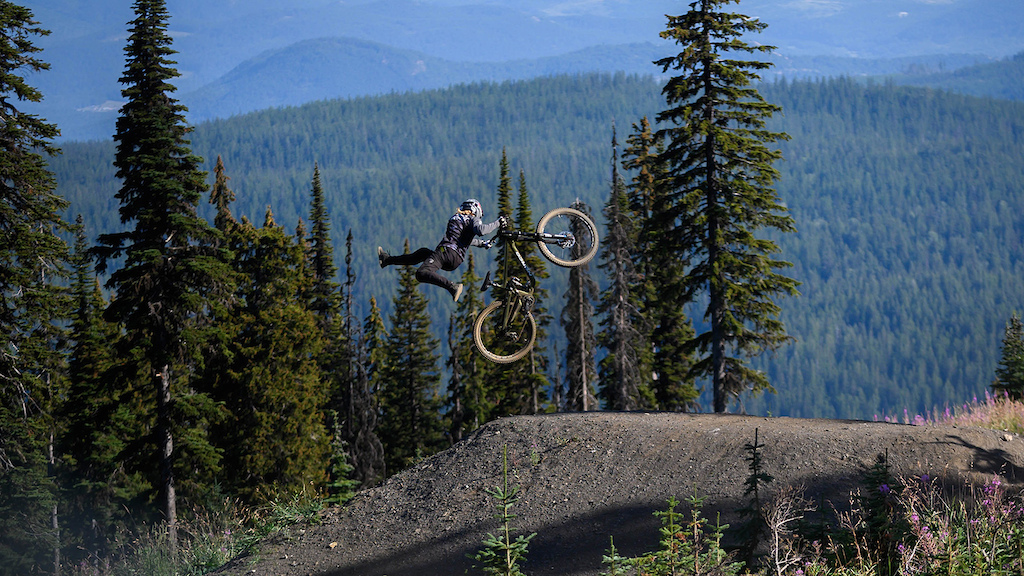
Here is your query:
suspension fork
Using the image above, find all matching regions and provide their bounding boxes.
[481,236,537,335]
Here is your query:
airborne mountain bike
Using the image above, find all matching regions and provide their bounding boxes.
[473,206,599,363]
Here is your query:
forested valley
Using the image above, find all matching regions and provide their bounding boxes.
[50,71,1024,421]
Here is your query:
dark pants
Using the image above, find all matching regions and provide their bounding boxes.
[384,246,463,293]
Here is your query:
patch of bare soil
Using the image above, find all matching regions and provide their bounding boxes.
[214,413,1024,576]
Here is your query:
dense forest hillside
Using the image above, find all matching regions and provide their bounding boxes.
[48,73,1024,420]
[748,79,1024,418]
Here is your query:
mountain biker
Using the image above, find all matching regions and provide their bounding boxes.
[378,198,505,302]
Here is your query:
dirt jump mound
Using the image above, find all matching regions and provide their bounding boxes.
[215,412,1024,576]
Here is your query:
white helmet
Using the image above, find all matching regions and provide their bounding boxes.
[460,198,483,219]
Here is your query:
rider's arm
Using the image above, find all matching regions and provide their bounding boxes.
[473,216,502,237]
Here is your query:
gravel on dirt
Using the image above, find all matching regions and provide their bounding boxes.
[214,412,1024,576]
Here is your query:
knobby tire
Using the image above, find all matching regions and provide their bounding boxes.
[535,207,599,267]
[473,300,537,364]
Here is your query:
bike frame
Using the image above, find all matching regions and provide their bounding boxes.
[481,228,537,331]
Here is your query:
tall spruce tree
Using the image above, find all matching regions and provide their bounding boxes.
[303,165,360,497]
[622,116,697,410]
[514,172,551,413]
[487,151,522,416]
[0,5,72,573]
[487,161,551,415]
[446,252,491,441]
[91,0,232,552]
[307,164,341,322]
[598,129,653,411]
[656,0,799,412]
[561,200,599,411]
[487,167,552,412]
[380,240,445,473]
[360,296,389,481]
[210,155,238,237]
[340,230,384,488]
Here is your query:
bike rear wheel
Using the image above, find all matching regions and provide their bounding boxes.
[473,300,537,364]
[536,207,599,267]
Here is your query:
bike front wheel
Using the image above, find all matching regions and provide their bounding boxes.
[536,207,599,267]
[473,300,537,364]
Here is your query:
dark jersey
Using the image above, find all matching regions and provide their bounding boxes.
[437,213,500,259]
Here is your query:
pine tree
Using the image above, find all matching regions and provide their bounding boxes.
[598,129,653,411]
[514,172,551,413]
[380,240,445,473]
[363,296,389,402]
[210,155,238,236]
[91,0,233,551]
[487,151,531,416]
[217,210,330,501]
[992,313,1024,400]
[0,5,72,572]
[622,116,698,410]
[358,296,389,482]
[303,165,362,497]
[307,164,341,322]
[562,199,599,411]
[495,148,515,220]
[486,163,551,415]
[656,0,799,412]
[446,252,492,441]
[340,230,384,488]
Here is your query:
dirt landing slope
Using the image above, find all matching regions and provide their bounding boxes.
[215,412,1024,576]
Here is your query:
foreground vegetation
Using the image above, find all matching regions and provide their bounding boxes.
[75,396,1023,576]
[486,397,1024,576]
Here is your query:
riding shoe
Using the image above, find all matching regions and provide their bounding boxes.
[377,246,389,268]
[452,283,464,303]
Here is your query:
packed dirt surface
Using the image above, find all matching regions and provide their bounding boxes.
[214,412,1024,576]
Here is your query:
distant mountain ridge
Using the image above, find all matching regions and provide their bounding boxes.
[183,38,1005,123]
[24,0,1024,141]
[58,34,1008,142]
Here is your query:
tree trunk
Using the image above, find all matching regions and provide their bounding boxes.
[702,5,727,414]
[49,434,60,576]
[577,271,589,411]
[156,364,177,560]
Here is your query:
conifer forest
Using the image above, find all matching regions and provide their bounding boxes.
[3,0,1024,573]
